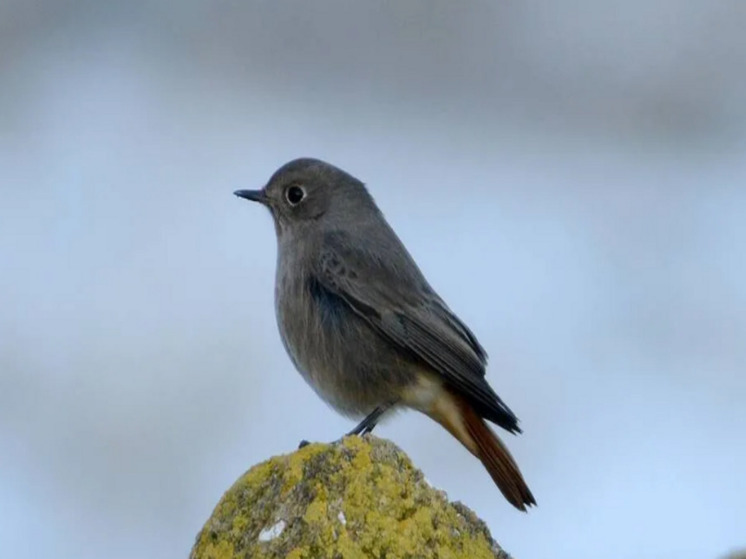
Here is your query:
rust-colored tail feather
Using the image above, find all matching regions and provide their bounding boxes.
[456,396,536,511]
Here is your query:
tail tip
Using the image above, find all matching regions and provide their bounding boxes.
[511,490,537,512]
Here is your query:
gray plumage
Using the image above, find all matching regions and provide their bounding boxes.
[234,158,535,510]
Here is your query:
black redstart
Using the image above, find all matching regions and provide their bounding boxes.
[235,158,536,510]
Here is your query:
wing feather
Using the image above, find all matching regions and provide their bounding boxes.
[319,231,520,433]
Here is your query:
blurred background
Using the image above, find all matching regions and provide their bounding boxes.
[1,2,745,558]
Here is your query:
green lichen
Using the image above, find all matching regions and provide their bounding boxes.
[190,435,510,559]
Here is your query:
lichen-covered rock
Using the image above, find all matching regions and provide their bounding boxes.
[190,435,510,559]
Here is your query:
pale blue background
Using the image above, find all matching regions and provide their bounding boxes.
[1,2,745,558]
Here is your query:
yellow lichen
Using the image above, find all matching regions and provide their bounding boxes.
[190,436,507,559]
[283,442,326,491]
[285,547,307,559]
[194,539,234,559]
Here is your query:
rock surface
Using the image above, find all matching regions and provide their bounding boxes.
[190,435,510,559]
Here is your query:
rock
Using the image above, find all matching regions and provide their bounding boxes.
[190,435,510,559]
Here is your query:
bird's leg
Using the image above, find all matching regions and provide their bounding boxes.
[346,402,394,437]
[298,402,396,449]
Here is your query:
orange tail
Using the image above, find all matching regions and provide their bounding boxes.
[432,391,536,511]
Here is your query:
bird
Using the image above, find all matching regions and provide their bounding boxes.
[234,158,536,510]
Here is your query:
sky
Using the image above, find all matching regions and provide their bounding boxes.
[1,2,745,559]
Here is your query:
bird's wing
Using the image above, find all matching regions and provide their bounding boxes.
[318,230,520,433]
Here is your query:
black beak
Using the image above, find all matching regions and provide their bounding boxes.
[233,189,268,204]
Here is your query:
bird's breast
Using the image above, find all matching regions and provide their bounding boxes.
[274,264,413,416]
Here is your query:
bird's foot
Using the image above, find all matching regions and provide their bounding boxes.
[298,402,396,449]
[345,402,395,437]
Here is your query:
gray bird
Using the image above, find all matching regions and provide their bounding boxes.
[234,158,536,510]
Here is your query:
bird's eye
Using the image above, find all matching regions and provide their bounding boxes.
[285,185,306,206]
